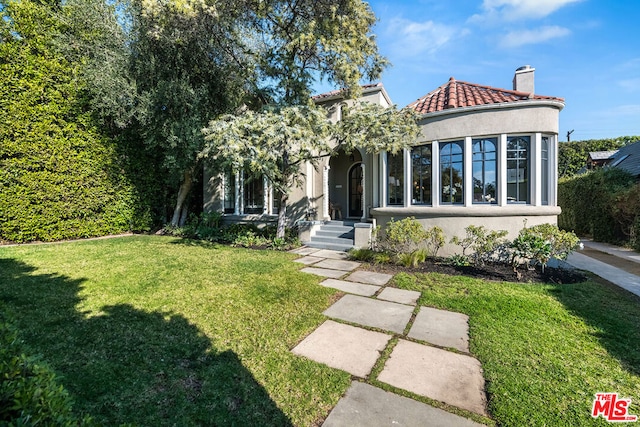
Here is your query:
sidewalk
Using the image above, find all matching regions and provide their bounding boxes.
[564,240,640,298]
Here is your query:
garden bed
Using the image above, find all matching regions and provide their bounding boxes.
[363,258,587,284]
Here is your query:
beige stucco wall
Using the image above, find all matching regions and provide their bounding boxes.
[418,101,562,142]
[372,205,560,256]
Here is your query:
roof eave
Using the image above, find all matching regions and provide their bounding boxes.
[415,98,565,119]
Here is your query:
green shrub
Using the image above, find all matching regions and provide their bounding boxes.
[378,217,445,259]
[511,223,580,271]
[348,248,376,262]
[450,225,509,266]
[558,168,635,243]
[0,309,91,426]
[397,248,428,267]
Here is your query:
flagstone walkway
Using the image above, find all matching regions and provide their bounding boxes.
[290,247,488,426]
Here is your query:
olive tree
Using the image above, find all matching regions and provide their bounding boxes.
[201,103,419,238]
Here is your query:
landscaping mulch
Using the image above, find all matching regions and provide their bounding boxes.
[362,258,587,284]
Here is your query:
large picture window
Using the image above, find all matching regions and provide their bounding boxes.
[472,138,497,203]
[412,145,431,205]
[387,152,404,205]
[507,136,530,203]
[440,141,464,204]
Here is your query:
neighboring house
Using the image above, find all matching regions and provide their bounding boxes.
[587,150,619,169]
[203,66,565,253]
[602,142,640,177]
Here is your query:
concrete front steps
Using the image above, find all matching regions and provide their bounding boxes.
[305,220,356,251]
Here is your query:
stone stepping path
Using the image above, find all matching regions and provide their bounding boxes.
[290,247,488,424]
[323,382,482,427]
[291,320,391,377]
[323,294,414,334]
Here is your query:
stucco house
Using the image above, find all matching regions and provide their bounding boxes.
[203,66,565,253]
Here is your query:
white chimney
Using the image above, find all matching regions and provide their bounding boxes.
[513,65,535,94]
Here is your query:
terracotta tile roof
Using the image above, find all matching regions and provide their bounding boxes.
[312,83,384,101]
[407,77,564,114]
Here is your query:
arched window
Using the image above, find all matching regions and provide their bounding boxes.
[411,145,431,205]
[506,136,530,203]
[440,141,464,204]
[541,136,550,205]
[472,138,497,203]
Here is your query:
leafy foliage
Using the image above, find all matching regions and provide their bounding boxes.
[202,104,419,237]
[376,217,445,264]
[558,136,639,178]
[0,308,91,426]
[450,225,509,266]
[0,0,144,243]
[558,168,636,244]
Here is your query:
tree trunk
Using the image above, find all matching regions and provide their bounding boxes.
[170,168,194,227]
[277,191,288,239]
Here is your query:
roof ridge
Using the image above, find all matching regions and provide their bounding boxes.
[407,76,564,114]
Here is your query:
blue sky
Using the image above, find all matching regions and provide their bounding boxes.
[316,0,640,142]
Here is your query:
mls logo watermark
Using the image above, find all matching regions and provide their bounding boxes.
[592,393,638,422]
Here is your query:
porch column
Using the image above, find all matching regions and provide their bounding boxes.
[323,164,331,221]
[360,162,367,221]
[235,170,242,215]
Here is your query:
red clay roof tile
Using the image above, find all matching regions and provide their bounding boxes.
[407,77,564,114]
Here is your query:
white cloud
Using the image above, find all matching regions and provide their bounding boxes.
[619,78,640,92]
[500,25,570,48]
[471,0,583,22]
[384,18,467,58]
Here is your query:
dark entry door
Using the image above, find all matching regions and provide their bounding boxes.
[349,163,363,218]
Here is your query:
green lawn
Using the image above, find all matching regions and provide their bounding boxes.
[1,236,639,426]
[394,272,640,426]
[0,236,349,426]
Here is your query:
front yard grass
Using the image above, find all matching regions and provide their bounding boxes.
[394,272,640,426]
[1,235,639,426]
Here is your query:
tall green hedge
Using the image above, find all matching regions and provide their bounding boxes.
[0,0,148,243]
[558,136,639,178]
[558,168,640,247]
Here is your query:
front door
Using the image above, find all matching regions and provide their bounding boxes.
[348,163,363,218]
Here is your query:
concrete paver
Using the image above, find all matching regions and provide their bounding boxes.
[345,270,393,286]
[320,279,381,297]
[300,267,348,279]
[323,381,483,427]
[311,249,349,260]
[377,287,421,306]
[324,294,414,334]
[566,252,640,298]
[408,307,470,353]
[289,247,320,256]
[378,340,487,416]
[292,320,391,378]
[293,256,324,265]
[314,259,362,271]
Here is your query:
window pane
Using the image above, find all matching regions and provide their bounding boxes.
[412,145,431,204]
[541,136,549,205]
[243,172,264,214]
[387,152,404,205]
[506,136,530,203]
[440,141,464,204]
[224,171,235,213]
[472,138,497,203]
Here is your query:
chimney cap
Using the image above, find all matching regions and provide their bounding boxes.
[516,65,534,72]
